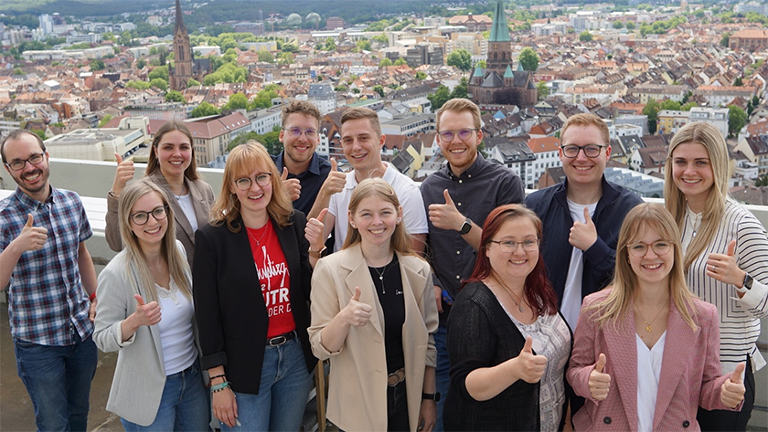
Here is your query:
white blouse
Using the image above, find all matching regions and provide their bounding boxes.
[636,331,666,432]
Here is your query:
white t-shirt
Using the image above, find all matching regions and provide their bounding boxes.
[561,200,597,330]
[156,278,197,375]
[328,163,428,252]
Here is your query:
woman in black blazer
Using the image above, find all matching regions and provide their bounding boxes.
[193,142,326,431]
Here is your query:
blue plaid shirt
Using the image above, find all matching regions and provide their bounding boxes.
[0,187,93,346]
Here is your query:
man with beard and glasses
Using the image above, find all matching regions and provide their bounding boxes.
[0,130,98,431]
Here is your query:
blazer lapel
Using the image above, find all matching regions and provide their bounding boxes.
[603,310,639,431]
[341,244,384,337]
[149,172,195,244]
[129,261,165,366]
[653,301,699,429]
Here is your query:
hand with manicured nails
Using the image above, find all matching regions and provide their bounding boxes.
[428,189,464,232]
[569,207,598,251]
[13,214,48,253]
[281,167,302,202]
[111,153,135,197]
[706,240,746,287]
[344,287,372,327]
[721,363,746,409]
[132,294,161,327]
[515,336,548,384]
[589,353,611,401]
[320,158,346,197]
[305,208,327,252]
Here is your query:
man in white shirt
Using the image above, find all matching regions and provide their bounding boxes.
[321,107,427,253]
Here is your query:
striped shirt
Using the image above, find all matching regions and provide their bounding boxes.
[0,187,93,345]
[682,200,768,374]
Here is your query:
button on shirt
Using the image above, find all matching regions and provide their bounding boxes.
[0,187,93,345]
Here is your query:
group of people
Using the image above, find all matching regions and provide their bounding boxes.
[0,95,764,432]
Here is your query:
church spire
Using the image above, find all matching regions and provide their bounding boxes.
[489,0,510,42]
[174,0,187,34]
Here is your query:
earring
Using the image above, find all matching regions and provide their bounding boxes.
[397,218,402,224]
[350,223,357,228]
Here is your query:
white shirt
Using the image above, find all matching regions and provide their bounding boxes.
[328,163,428,252]
[156,279,197,375]
[561,200,597,330]
[175,193,198,232]
[636,331,666,432]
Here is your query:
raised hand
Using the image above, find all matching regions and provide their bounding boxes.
[132,294,161,327]
[281,167,301,202]
[515,336,548,384]
[305,208,327,252]
[721,363,746,409]
[320,158,346,197]
[13,214,48,253]
[344,287,373,327]
[428,189,464,232]
[706,240,744,287]
[588,353,611,401]
[111,153,135,197]
[569,207,597,251]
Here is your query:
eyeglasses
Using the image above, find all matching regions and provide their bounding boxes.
[489,239,540,253]
[627,241,672,257]
[234,173,272,191]
[560,144,606,158]
[4,152,45,171]
[438,128,477,142]
[130,206,169,226]
[283,127,317,139]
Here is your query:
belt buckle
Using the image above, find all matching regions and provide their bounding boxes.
[268,335,287,346]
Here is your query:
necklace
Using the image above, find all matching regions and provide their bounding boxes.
[173,184,188,201]
[370,259,393,294]
[634,303,667,335]
[687,210,702,238]
[246,222,270,246]
[495,277,524,313]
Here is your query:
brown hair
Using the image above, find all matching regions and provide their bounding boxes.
[560,113,610,146]
[1,130,46,163]
[436,98,482,132]
[281,100,322,127]
[145,121,200,181]
[340,107,382,137]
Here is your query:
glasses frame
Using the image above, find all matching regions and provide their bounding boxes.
[438,128,478,142]
[560,144,607,159]
[489,239,540,253]
[282,127,318,139]
[130,205,169,226]
[234,172,272,191]
[627,240,673,257]
[4,152,46,172]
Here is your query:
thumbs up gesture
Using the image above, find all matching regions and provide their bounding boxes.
[569,207,597,251]
[281,167,302,202]
[588,353,611,401]
[343,287,373,327]
[305,208,327,252]
[514,336,548,384]
[706,240,744,287]
[132,294,161,327]
[720,363,746,409]
[320,158,346,198]
[13,214,48,253]
[110,153,135,198]
[428,189,464,232]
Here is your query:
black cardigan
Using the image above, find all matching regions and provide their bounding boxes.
[193,212,317,394]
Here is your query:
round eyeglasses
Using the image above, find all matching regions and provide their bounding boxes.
[282,127,317,139]
[627,241,672,257]
[438,128,477,142]
[234,173,272,191]
[130,206,169,226]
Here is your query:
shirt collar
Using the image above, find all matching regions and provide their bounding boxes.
[13,185,55,211]
[276,151,322,176]
[445,153,487,181]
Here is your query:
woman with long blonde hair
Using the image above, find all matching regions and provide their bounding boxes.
[664,122,768,430]
[94,180,209,431]
[567,203,744,431]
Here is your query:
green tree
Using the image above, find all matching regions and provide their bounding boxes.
[446,49,472,72]
[334,84,348,92]
[379,58,393,67]
[680,101,698,111]
[188,78,201,87]
[720,32,731,47]
[372,34,389,45]
[148,65,169,81]
[477,60,487,68]
[224,93,249,110]
[12,67,23,75]
[324,38,336,51]
[536,81,550,101]
[728,106,747,137]
[149,78,168,91]
[191,102,220,118]
[165,90,185,103]
[519,47,539,72]
[257,51,274,63]
[394,58,407,66]
[755,175,768,187]
[450,77,468,99]
[126,80,151,90]
[89,59,105,71]
[282,43,298,53]
[428,85,451,110]
[642,99,660,134]
[356,39,372,51]
[733,77,743,86]
[613,21,624,29]
[249,86,279,110]
[626,21,636,30]
[415,71,427,80]
[278,52,294,65]
[373,85,385,98]
[660,99,681,111]
[31,129,46,141]
[579,31,593,42]
[136,58,146,69]
[98,115,114,128]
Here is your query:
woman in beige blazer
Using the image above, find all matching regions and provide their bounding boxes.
[309,178,439,432]
[105,121,215,268]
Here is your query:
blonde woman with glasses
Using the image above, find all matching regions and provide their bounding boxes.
[567,203,745,431]
[94,180,209,431]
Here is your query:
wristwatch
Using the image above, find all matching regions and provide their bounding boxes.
[422,392,441,401]
[458,218,473,235]
[742,273,754,290]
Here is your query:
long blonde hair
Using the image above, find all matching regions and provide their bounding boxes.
[583,203,698,331]
[664,122,729,271]
[210,141,293,232]
[342,178,415,257]
[118,180,192,303]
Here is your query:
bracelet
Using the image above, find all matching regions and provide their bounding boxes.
[89,292,97,302]
[211,381,230,392]
[208,374,226,387]
[309,246,327,258]
[108,191,119,199]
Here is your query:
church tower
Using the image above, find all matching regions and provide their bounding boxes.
[485,0,512,76]
[170,0,193,91]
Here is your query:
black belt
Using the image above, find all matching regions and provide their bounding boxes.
[267,330,297,346]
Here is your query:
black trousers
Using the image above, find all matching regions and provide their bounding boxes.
[387,380,410,432]
[697,356,755,432]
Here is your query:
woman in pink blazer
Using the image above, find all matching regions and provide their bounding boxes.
[567,203,745,431]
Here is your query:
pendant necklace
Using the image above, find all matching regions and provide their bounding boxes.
[173,184,188,201]
[371,261,392,294]
[687,210,702,238]
[247,222,269,246]
[496,277,524,313]
[634,303,666,337]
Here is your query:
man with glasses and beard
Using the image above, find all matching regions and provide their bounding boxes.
[0,130,98,431]
[524,113,643,331]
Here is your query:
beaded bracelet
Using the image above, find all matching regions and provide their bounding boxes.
[211,381,230,393]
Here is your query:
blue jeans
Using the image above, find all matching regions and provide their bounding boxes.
[434,322,450,432]
[14,332,97,432]
[121,361,210,432]
[221,338,312,432]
